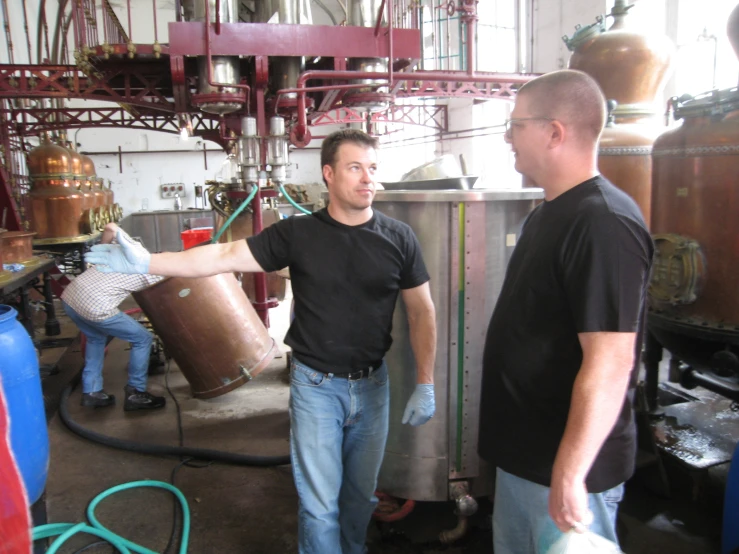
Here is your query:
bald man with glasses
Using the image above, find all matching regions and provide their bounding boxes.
[479,70,654,553]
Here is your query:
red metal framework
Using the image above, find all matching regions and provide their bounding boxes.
[0,0,534,321]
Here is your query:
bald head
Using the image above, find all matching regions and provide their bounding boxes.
[517,70,606,145]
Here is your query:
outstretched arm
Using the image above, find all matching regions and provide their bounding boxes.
[86,228,266,277]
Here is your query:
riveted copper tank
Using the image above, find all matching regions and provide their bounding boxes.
[27,134,91,239]
[565,0,674,226]
[79,152,106,207]
[648,87,739,370]
[133,272,278,398]
[214,206,287,302]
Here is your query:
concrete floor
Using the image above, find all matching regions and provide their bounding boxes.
[34,289,725,554]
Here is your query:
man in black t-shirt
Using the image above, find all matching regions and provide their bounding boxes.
[86,129,438,554]
[478,70,653,553]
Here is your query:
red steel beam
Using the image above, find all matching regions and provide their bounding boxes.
[168,22,420,59]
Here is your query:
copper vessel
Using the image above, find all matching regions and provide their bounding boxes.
[1,231,36,263]
[133,272,278,399]
[27,133,93,239]
[215,206,287,302]
[27,134,72,183]
[29,184,88,239]
[566,0,674,225]
[648,88,739,369]
[597,121,662,227]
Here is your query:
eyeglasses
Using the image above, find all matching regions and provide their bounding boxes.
[504,117,555,139]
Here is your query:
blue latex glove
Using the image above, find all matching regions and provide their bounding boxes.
[401,384,435,426]
[85,229,151,274]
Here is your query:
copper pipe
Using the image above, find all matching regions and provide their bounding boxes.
[21,0,32,63]
[253,87,268,327]
[2,0,14,64]
[215,0,221,35]
[374,0,387,36]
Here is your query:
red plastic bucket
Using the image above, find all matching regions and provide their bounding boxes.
[181,228,213,250]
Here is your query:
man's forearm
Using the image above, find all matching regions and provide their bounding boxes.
[407,308,436,384]
[148,241,261,278]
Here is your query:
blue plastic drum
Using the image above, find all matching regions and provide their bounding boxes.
[0,305,49,504]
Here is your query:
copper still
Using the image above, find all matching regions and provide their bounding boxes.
[1,231,36,263]
[133,272,278,399]
[565,0,674,226]
[648,86,739,374]
[27,134,93,240]
[212,195,287,302]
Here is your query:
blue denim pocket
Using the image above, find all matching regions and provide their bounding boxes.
[602,483,624,504]
[291,360,328,387]
[368,363,388,386]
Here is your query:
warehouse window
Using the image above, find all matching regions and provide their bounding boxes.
[673,0,738,96]
[420,0,524,72]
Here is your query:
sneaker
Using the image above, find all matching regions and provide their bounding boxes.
[123,385,166,412]
[81,390,115,408]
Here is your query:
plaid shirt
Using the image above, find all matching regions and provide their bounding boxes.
[61,230,164,321]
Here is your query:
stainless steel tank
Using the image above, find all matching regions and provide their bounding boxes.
[373,188,543,502]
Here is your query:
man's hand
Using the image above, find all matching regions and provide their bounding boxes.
[548,474,593,533]
[85,229,151,274]
[401,384,435,426]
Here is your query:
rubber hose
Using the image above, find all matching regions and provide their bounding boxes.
[211,185,258,244]
[59,384,290,467]
[277,183,312,215]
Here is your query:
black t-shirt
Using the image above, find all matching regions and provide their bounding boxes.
[247,208,430,374]
[478,176,654,493]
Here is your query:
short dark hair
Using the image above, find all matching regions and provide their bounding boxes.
[518,69,607,144]
[320,129,379,185]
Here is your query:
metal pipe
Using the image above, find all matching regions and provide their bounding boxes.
[152,0,159,43]
[2,0,15,64]
[21,0,32,64]
[216,0,221,35]
[253,87,268,327]
[374,0,387,36]
[127,0,133,41]
[204,0,250,109]
[289,68,535,141]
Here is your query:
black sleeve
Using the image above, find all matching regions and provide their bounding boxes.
[399,229,430,289]
[245,218,293,272]
[560,213,652,333]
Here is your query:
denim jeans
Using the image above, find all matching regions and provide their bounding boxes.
[493,467,624,554]
[62,301,153,394]
[289,356,390,554]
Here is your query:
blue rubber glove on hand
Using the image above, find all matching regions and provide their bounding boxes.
[401,384,435,426]
[85,229,151,274]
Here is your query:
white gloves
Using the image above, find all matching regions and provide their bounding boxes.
[401,384,435,426]
[85,229,151,274]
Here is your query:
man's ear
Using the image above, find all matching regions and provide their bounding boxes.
[548,120,566,149]
[322,164,333,187]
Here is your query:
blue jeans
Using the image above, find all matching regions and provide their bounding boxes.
[493,468,624,554]
[289,356,390,554]
[62,301,153,394]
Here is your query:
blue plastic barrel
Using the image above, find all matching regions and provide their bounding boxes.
[0,304,49,504]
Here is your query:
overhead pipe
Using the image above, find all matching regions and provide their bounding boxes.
[287,69,534,142]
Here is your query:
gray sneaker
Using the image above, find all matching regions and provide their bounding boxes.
[123,385,166,412]
[81,390,115,408]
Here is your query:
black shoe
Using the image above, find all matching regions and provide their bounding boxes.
[81,390,115,408]
[123,385,166,412]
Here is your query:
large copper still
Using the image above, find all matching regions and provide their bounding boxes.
[27,134,92,240]
[565,0,674,226]
[133,272,278,399]
[648,86,739,376]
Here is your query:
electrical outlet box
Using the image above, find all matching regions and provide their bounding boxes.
[161,183,186,198]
